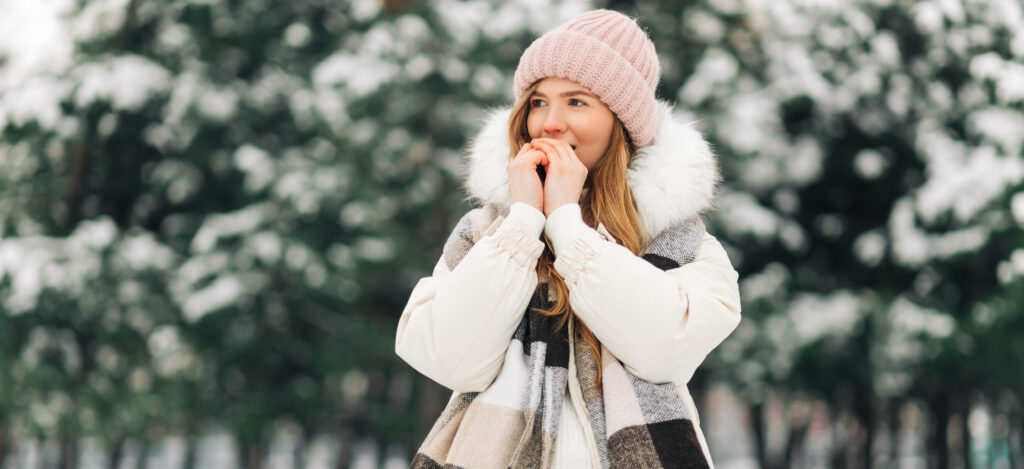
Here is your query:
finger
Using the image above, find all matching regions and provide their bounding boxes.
[535,139,574,163]
[531,140,570,167]
[513,142,535,160]
[547,139,582,166]
[515,148,548,168]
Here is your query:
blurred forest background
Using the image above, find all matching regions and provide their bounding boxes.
[1,0,1022,468]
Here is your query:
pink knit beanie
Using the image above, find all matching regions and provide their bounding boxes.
[513,9,661,147]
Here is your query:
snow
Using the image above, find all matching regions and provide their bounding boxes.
[1013,249,1024,275]
[234,145,276,193]
[716,192,781,240]
[0,0,75,130]
[970,52,1024,104]
[147,159,204,204]
[247,231,284,264]
[912,1,945,33]
[719,94,778,159]
[193,429,241,469]
[354,237,395,262]
[440,57,471,83]
[1003,249,1024,283]
[348,0,381,22]
[197,85,240,122]
[787,290,863,346]
[967,107,1024,156]
[853,229,887,266]
[916,142,1024,224]
[685,9,726,42]
[854,149,889,179]
[0,77,74,130]
[174,253,230,295]
[284,22,312,48]
[313,51,400,97]
[1012,192,1024,225]
[285,244,313,270]
[118,231,176,270]
[889,297,955,339]
[190,204,271,253]
[786,136,823,185]
[470,65,506,99]
[180,275,246,323]
[680,48,738,106]
[0,0,75,83]
[70,0,130,40]
[73,55,173,111]
[148,325,196,377]
[889,198,992,267]
[340,201,371,227]
[870,32,901,68]
[740,262,789,302]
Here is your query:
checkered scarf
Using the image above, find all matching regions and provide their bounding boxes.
[410,211,710,469]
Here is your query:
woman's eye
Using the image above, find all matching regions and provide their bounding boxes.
[530,99,545,107]
[570,98,585,106]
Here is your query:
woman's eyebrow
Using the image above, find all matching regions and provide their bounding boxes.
[531,90,598,99]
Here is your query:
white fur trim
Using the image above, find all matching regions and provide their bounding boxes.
[463,100,720,239]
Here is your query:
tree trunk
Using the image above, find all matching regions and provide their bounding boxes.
[750,401,770,469]
[335,429,352,469]
[1015,412,1023,469]
[58,438,78,469]
[829,406,849,469]
[961,395,972,469]
[888,399,901,467]
[183,434,197,469]
[782,417,808,468]
[241,442,264,469]
[929,393,951,469]
[293,431,307,469]
[108,435,125,469]
[857,387,875,469]
[135,440,149,469]
[0,427,9,468]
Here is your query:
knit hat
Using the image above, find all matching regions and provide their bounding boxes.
[513,9,661,147]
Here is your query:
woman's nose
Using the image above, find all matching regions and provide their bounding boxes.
[542,110,567,135]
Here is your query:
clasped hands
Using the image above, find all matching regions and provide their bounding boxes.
[507,138,588,217]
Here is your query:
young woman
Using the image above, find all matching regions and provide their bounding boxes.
[396,9,741,469]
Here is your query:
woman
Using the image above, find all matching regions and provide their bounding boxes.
[395,9,741,469]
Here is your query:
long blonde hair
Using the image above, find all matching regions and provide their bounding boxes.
[507,81,649,387]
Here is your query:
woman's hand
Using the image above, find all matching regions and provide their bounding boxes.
[530,138,588,217]
[507,142,549,213]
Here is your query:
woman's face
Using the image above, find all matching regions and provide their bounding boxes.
[526,77,615,170]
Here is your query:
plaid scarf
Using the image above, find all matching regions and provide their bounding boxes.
[410,212,710,469]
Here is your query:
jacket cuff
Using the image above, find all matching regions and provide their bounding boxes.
[543,203,588,255]
[552,235,602,285]
[491,211,546,268]
[505,202,546,239]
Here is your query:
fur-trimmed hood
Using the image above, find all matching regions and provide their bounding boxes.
[462,99,720,239]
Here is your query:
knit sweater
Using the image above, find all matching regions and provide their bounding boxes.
[553,391,590,467]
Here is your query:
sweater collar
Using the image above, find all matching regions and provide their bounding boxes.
[462,99,720,239]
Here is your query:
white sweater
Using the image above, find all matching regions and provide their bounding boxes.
[553,391,591,468]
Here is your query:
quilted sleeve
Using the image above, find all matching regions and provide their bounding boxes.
[544,203,741,385]
[395,203,546,392]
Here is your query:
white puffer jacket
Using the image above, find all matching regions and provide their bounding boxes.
[396,100,742,467]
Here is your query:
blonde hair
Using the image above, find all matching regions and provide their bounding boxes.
[507,81,649,387]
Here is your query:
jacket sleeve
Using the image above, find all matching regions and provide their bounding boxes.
[395,203,546,392]
[544,203,741,385]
